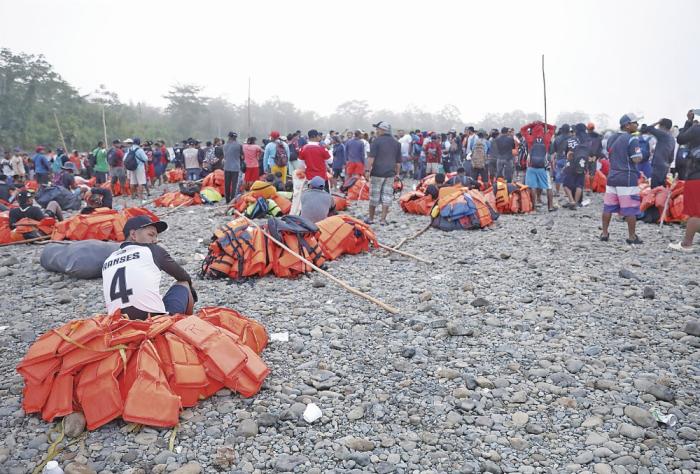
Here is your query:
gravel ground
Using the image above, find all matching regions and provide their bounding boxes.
[0,180,698,474]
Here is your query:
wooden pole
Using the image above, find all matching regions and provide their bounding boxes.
[156,198,194,217]
[393,222,431,250]
[53,111,69,153]
[233,210,399,314]
[0,235,51,247]
[376,242,432,264]
[542,54,548,125]
[247,76,251,137]
[102,106,108,146]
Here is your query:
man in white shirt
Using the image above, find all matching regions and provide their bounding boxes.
[398,130,413,178]
[102,215,196,320]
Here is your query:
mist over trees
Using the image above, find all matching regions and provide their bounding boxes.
[1,48,605,151]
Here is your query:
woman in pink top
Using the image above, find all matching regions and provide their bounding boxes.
[242,137,263,189]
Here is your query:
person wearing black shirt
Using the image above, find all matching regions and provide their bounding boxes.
[494,127,516,183]
[670,121,700,251]
[0,175,11,202]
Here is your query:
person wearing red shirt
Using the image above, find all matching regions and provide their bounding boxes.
[298,129,331,189]
[423,134,442,174]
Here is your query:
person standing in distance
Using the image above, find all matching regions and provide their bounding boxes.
[223,131,243,203]
[365,121,401,225]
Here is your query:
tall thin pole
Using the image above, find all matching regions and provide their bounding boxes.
[102,106,108,145]
[541,54,548,125]
[247,76,251,137]
[53,111,68,152]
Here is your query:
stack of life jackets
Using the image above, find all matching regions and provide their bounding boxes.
[165,168,184,183]
[488,179,534,214]
[201,215,325,280]
[201,170,225,196]
[0,213,56,244]
[639,180,687,224]
[399,191,436,215]
[51,208,159,241]
[16,306,270,430]
[154,191,203,207]
[231,181,292,218]
[341,176,370,201]
[430,188,498,231]
[201,214,377,280]
[315,214,378,260]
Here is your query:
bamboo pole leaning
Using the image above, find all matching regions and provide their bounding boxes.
[0,235,51,247]
[232,210,399,314]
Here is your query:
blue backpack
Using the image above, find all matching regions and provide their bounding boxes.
[638,136,651,162]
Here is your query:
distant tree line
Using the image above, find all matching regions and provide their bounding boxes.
[0,48,604,151]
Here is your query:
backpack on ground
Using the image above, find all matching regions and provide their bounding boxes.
[274,142,288,167]
[124,147,139,171]
[179,181,202,197]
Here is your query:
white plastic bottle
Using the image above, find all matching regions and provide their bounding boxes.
[42,460,65,474]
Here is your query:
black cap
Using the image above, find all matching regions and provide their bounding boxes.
[228,131,238,138]
[122,216,167,240]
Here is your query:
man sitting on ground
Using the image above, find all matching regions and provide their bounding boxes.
[102,215,197,320]
[300,176,336,223]
[445,167,475,188]
[425,173,446,199]
[9,190,63,238]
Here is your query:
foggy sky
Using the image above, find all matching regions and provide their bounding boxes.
[1,0,698,128]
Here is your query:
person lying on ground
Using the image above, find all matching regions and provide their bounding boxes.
[300,176,336,224]
[80,187,113,214]
[102,215,197,320]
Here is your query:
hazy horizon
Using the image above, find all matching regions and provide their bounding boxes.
[1,0,699,128]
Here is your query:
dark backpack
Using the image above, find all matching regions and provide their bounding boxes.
[274,142,288,167]
[124,147,139,171]
[288,142,298,161]
[179,181,201,197]
[87,151,97,168]
[107,148,118,167]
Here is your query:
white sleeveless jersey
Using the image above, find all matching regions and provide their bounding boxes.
[102,244,165,315]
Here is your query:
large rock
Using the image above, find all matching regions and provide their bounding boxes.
[624,405,656,428]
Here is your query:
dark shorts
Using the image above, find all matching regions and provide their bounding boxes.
[122,284,189,320]
[332,168,343,179]
[564,172,584,191]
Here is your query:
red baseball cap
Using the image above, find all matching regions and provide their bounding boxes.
[270,131,280,139]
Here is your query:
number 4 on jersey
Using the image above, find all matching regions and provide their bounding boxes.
[109,267,133,303]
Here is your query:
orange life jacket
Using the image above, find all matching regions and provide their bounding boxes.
[201,219,270,279]
[509,183,534,213]
[7,217,56,242]
[154,191,202,207]
[17,307,270,430]
[51,208,159,241]
[316,215,378,260]
[592,170,607,193]
[166,168,184,183]
[201,169,225,195]
[346,177,370,201]
[333,195,348,211]
[400,191,436,215]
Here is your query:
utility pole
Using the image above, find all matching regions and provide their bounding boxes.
[247,76,251,137]
[541,54,548,125]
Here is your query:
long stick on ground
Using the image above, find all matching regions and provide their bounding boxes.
[393,222,431,251]
[156,198,194,217]
[233,210,399,314]
[0,235,51,247]
[376,242,433,264]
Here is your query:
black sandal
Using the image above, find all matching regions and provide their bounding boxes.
[599,234,609,242]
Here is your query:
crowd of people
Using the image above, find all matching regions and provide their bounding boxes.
[0,108,698,251]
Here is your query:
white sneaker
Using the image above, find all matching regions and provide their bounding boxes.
[669,242,694,253]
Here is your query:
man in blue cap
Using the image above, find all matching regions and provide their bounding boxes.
[600,113,644,244]
[300,176,335,223]
[102,215,196,320]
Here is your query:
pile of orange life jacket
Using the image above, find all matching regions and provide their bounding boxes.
[16,306,269,430]
[486,179,534,214]
[202,214,377,280]
[431,187,498,231]
[0,214,56,243]
[341,176,370,201]
[165,168,184,183]
[201,170,225,196]
[51,208,159,241]
[639,180,687,223]
[154,192,203,208]
[399,191,436,215]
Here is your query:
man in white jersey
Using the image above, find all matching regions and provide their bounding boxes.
[102,215,196,320]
